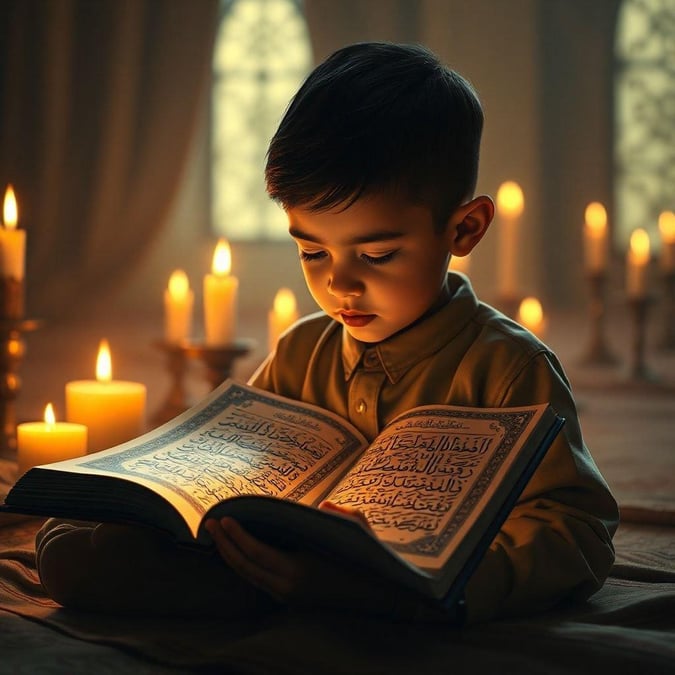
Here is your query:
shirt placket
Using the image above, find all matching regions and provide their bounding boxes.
[347,348,386,440]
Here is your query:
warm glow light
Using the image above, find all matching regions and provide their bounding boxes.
[44,403,56,426]
[212,239,231,276]
[629,228,650,264]
[168,269,190,299]
[273,288,297,317]
[96,339,112,383]
[518,296,544,327]
[496,181,524,218]
[585,202,607,235]
[659,211,675,244]
[3,185,17,229]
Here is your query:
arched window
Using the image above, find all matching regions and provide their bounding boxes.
[614,0,675,250]
[211,0,312,240]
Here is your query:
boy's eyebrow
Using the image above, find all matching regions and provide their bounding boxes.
[289,226,405,245]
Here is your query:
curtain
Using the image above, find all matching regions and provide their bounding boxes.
[0,0,219,320]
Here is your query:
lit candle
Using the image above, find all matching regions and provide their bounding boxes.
[517,296,546,338]
[164,269,194,343]
[17,403,87,477]
[584,202,608,273]
[204,238,238,345]
[626,228,651,298]
[496,181,524,298]
[66,339,146,453]
[658,211,675,272]
[268,287,299,351]
[0,185,26,280]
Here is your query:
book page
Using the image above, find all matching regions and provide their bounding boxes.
[39,382,367,534]
[325,404,548,571]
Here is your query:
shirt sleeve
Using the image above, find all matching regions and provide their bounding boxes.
[463,351,619,624]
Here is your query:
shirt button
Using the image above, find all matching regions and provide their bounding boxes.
[363,351,379,368]
[355,399,367,414]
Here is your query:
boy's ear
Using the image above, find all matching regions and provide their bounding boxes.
[446,195,494,256]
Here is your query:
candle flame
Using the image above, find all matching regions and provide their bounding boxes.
[659,211,675,244]
[96,339,113,382]
[44,403,56,425]
[629,228,650,264]
[585,202,607,235]
[212,239,231,276]
[518,296,544,328]
[273,288,297,317]
[168,269,190,299]
[496,181,524,218]
[3,185,17,230]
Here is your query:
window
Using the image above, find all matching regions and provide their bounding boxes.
[211,0,312,240]
[614,0,675,250]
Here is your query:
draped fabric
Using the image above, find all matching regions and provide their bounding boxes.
[0,0,218,319]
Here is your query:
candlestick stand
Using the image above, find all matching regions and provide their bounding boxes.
[626,296,655,382]
[0,318,41,461]
[658,271,675,350]
[151,341,191,426]
[152,338,256,425]
[579,272,619,365]
[184,338,256,391]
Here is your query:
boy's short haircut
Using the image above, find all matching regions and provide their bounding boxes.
[265,41,484,226]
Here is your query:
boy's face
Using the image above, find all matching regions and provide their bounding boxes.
[288,193,452,343]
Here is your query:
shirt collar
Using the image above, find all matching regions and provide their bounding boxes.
[341,272,480,383]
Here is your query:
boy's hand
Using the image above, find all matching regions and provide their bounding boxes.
[204,502,400,614]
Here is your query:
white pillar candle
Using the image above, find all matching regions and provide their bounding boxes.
[626,228,651,298]
[658,211,675,272]
[268,287,299,351]
[496,181,524,298]
[0,185,26,280]
[17,403,87,477]
[66,340,146,453]
[164,269,194,343]
[583,202,608,273]
[204,238,238,345]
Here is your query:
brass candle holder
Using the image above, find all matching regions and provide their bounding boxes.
[152,338,256,426]
[658,271,675,350]
[579,271,619,366]
[626,295,655,382]
[0,317,41,461]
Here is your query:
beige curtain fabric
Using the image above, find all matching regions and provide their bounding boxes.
[0,0,218,318]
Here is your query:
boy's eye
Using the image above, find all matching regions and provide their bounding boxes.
[299,250,327,262]
[361,251,397,265]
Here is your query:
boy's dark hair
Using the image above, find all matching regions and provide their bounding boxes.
[265,41,484,226]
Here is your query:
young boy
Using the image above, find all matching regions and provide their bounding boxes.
[36,42,618,626]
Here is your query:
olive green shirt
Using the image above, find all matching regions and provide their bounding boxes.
[250,272,619,624]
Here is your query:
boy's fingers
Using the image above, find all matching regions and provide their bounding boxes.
[205,518,297,598]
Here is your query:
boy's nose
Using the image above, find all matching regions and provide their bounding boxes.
[327,266,363,297]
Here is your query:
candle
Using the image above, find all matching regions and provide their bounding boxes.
[204,238,238,345]
[517,296,546,338]
[584,202,608,273]
[626,228,651,298]
[164,269,194,343]
[658,210,675,272]
[496,181,524,298]
[66,339,146,453]
[268,287,299,351]
[0,185,26,280]
[17,403,87,477]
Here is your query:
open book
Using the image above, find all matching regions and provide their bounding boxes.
[2,380,563,610]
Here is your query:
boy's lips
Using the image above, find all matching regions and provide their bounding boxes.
[338,311,376,327]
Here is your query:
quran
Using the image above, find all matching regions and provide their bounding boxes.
[1,380,563,609]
